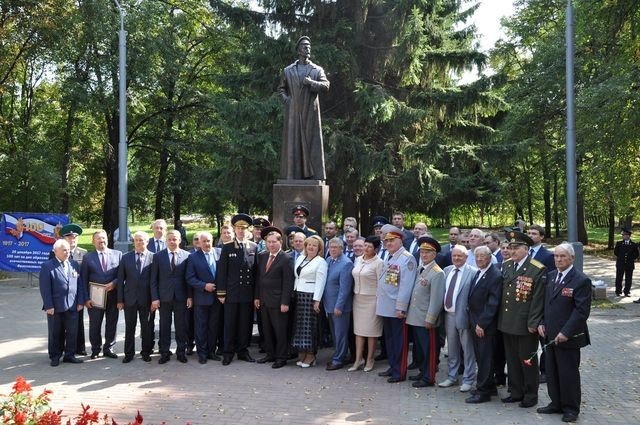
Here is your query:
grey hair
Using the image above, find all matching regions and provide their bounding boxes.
[474,245,492,257]
[555,242,575,258]
[328,237,344,249]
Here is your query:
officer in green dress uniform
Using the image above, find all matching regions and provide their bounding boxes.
[497,231,546,408]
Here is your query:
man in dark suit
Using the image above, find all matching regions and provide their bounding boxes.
[217,213,258,365]
[323,238,354,370]
[537,243,591,423]
[527,224,555,272]
[465,246,503,403]
[49,223,88,355]
[391,212,414,249]
[323,221,338,257]
[527,224,555,382]
[498,231,546,408]
[186,231,221,364]
[117,231,155,363]
[151,229,191,364]
[147,219,167,253]
[40,239,86,366]
[254,226,294,369]
[485,232,503,266]
[614,227,638,296]
[81,230,122,359]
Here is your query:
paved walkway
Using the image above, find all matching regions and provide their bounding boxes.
[1,255,639,424]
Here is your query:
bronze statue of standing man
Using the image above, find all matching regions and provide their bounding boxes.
[278,36,330,181]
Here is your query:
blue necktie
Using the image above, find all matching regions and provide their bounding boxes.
[208,253,216,279]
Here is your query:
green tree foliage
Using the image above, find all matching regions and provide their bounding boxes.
[493,0,640,244]
[211,0,505,229]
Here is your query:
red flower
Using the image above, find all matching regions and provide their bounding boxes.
[12,376,32,394]
[134,410,143,424]
[15,411,26,425]
[523,359,533,367]
[38,410,63,425]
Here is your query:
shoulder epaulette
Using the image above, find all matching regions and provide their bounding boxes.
[529,258,544,269]
[433,264,442,273]
[223,240,234,245]
[402,251,413,258]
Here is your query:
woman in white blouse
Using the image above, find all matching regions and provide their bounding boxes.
[291,235,328,367]
[349,235,384,372]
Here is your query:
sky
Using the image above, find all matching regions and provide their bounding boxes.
[469,0,516,52]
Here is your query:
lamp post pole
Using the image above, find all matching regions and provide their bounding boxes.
[114,0,130,253]
[565,0,582,269]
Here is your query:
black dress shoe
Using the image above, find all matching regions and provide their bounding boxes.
[412,380,434,388]
[326,362,343,371]
[257,356,275,364]
[387,377,404,383]
[407,362,418,370]
[63,356,83,364]
[615,292,622,296]
[216,348,223,356]
[103,351,118,359]
[466,394,490,404]
[473,388,498,396]
[198,358,207,364]
[186,347,194,355]
[501,396,523,403]
[142,354,152,362]
[207,354,221,361]
[537,404,561,414]
[177,354,188,363]
[561,412,578,422]
[378,370,392,377]
[50,358,60,367]
[409,374,423,381]
[374,353,387,361]
[237,353,255,363]
[77,350,88,356]
[271,360,287,369]
[90,352,99,359]
[519,399,537,408]
[624,293,631,297]
[222,357,232,366]
[633,299,640,304]
[122,356,133,364]
[287,353,298,360]
[158,355,170,364]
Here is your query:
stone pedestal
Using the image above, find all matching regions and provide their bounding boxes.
[272,180,329,234]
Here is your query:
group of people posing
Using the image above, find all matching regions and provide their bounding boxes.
[39,210,591,423]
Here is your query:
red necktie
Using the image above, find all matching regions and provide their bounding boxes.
[266,254,275,272]
[100,252,107,272]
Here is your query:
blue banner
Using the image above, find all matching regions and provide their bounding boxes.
[0,212,70,272]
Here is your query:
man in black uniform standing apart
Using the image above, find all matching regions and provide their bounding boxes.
[614,227,638,297]
[217,213,258,365]
[537,243,591,423]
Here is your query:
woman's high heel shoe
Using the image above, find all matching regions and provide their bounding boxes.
[300,358,316,368]
[348,360,365,372]
[363,361,375,372]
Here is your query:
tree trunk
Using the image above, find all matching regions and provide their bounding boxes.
[608,199,615,249]
[553,170,560,237]
[543,159,551,237]
[155,147,169,219]
[526,168,533,225]
[59,104,76,213]
[577,190,588,244]
[102,111,119,246]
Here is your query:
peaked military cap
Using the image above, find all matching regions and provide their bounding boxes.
[506,230,534,247]
[61,223,83,237]
[231,213,253,228]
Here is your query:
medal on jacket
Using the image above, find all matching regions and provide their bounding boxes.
[386,265,400,286]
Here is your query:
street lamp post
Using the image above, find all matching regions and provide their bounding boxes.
[565,0,583,269]
[114,0,130,253]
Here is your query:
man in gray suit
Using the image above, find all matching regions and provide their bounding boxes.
[438,245,477,392]
[82,230,122,359]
